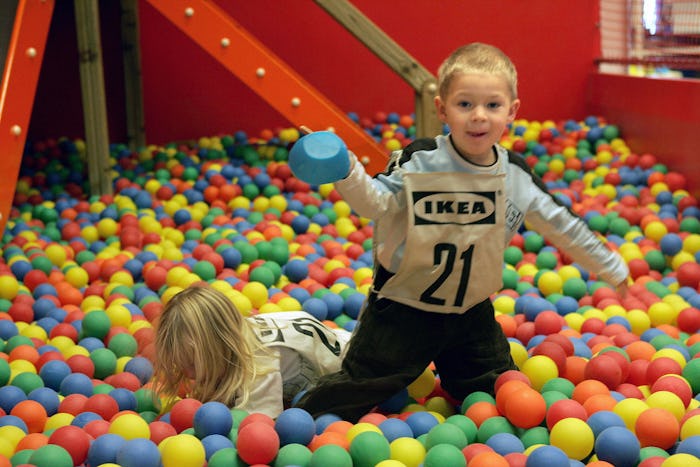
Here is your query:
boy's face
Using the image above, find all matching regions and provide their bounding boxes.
[435,72,520,165]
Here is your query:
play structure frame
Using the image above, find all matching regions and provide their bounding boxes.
[1,0,443,235]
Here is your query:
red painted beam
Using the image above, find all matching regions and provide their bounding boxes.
[0,0,55,236]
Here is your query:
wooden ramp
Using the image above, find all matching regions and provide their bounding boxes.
[0,0,55,236]
[145,0,388,174]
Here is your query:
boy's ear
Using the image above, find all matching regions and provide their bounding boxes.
[434,95,447,122]
[508,99,521,122]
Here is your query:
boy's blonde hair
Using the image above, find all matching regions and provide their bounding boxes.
[437,42,518,100]
[153,283,274,409]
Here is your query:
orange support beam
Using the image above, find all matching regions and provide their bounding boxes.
[0,0,55,237]
[144,0,388,174]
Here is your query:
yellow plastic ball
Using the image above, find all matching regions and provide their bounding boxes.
[0,275,20,300]
[662,453,700,467]
[159,434,206,467]
[389,437,426,467]
[644,221,668,244]
[509,341,528,369]
[550,417,594,460]
[45,412,75,431]
[109,413,150,440]
[613,397,649,430]
[241,281,269,309]
[645,390,686,422]
[407,367,436,399]
[626,309,651,335]
[537,271,563,296]
[521,355,559,391]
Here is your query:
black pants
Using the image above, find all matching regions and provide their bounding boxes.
[296,293,516,422]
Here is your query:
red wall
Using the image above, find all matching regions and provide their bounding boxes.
[587,73,700,196]
[28,0,600,144]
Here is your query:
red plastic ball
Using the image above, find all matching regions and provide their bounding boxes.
[58,394,88,416]
[584,354,623,390]
[236,421,280,465]
[169,398,202,433]
[48,425,92,466]
[546,399,587,430]
[677,263,700,288]
[84,393,120,421]
[149,420,178,445]
[678,307,700,334]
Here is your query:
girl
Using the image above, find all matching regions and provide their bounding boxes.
[153,283,350,418]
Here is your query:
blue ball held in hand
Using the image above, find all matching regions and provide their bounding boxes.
[289,131,350,185]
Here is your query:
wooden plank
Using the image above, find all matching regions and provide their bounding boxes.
[74,0,112,196]
[121,0,146,150]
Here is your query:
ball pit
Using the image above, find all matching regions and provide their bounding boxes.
[2,114,700,465]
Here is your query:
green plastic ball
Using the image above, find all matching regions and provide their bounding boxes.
[444,414,478,444]
[503,246,523,266]
[349,431,391,467]
[562,277,588,300]
[90,348,117,379]
[82,310,111,339]
[476,416,515,443]
[11,372,44,394]
[108,333,138,358]
[423,443,466,467]
[28,444,74,467]
[425,423,468,450]
[274,443,312,467]
[309,444,353,467]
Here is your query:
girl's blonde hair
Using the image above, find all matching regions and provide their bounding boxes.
[153,283,274,409]
[437,42,518,100]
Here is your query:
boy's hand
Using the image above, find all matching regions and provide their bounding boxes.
[616,278,629,299]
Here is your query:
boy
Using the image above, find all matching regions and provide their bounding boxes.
[296,43,629,422]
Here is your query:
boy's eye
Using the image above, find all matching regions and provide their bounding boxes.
[487,102,502,109]
[457,101,472,108]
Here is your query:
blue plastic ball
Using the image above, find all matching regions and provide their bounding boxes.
[378,417,414,442]
[377,388,409,414]
[124,357,154,385]
[39,360,72,391]
[87,433,128,466]
[676,435,700,457]
[59,372,94,397]
[0,385,27,412]
[0,414,28,432]
[526,445,570,467]
[302,297,328,321]
[321,293,344,320]
[486,432,524,456]
[405,411,439,438]
[28,387,60,416]
[109,388,138,412]
[114,438,161,467]
[660,233,683,256]
[275,407,316,446]
[594,426,640,467]
[586,410,626,438]
[285,259,310,283]
[72,411,103,428]
[314,413,342,435]
[343,293,365,319]
[193,401,233,438]
[201,434,234,460]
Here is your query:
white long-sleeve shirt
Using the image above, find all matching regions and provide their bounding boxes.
[335,135,629,313]
[237,311,350,418]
